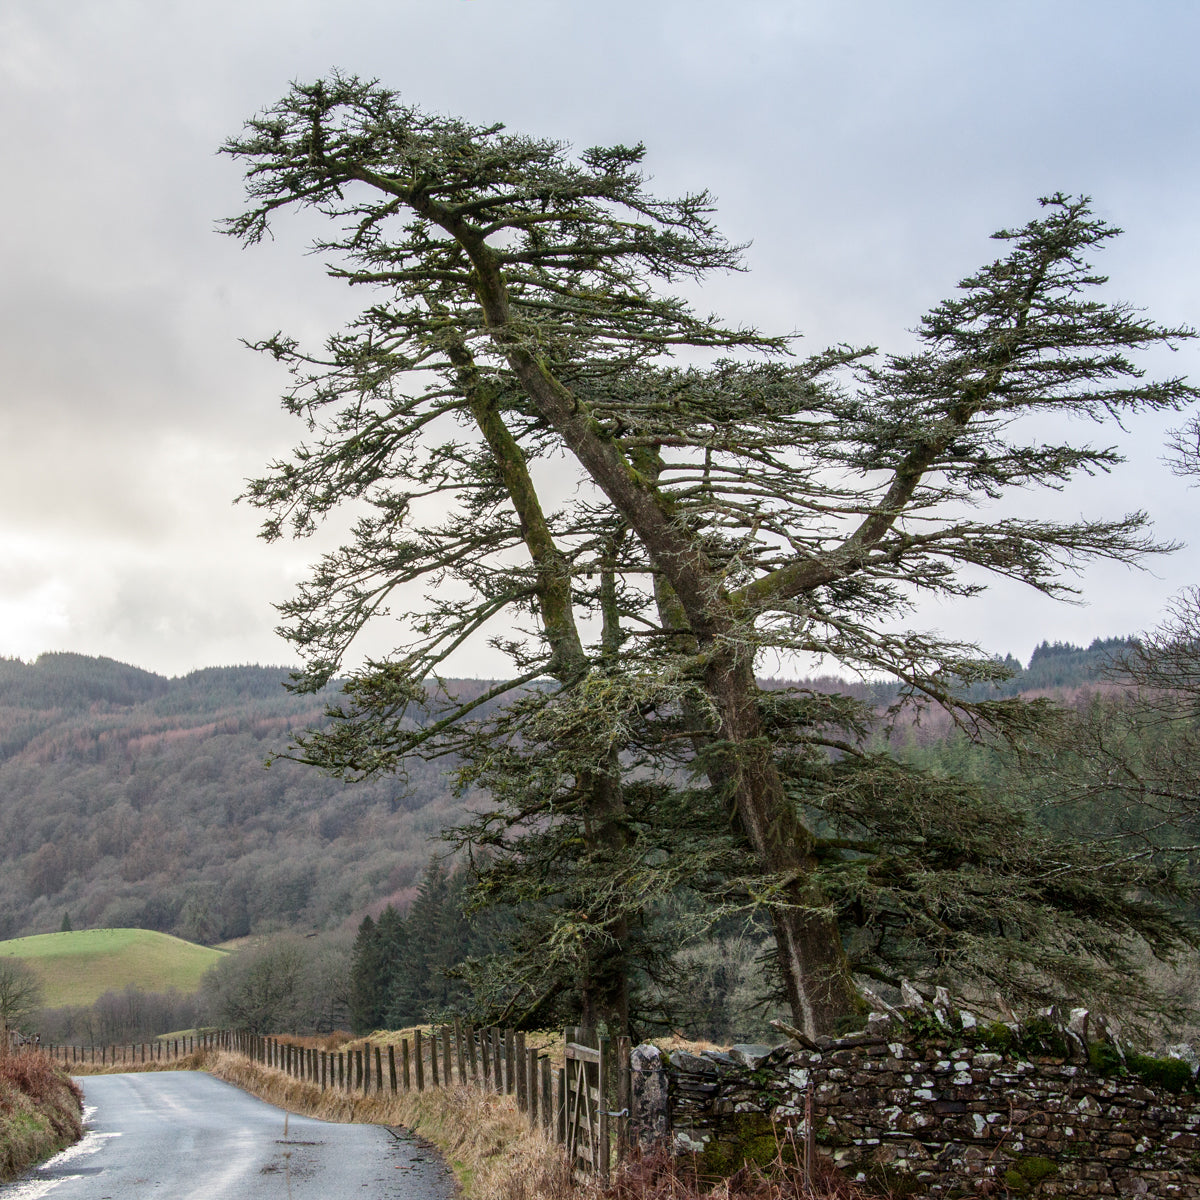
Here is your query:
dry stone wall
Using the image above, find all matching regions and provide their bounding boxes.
[633,1006,1200,1198]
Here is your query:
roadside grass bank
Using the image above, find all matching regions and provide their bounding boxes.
[0,1050,84,1183]
[205,1050,573,1200]
[68,1049,210,1075]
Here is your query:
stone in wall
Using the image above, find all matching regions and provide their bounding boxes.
[632,1000,1200,1198]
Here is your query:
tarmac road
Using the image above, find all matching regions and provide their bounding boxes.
[1,1071,456,1200]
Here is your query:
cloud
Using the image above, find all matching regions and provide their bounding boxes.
[0,0,1197,674]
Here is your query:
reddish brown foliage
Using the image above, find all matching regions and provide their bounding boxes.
[1,1051,83,1107]
[0,1050,83,1134]
[606,1147,890,1200]
[272,1032,356,1052]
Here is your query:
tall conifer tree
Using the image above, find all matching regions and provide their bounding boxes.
[226,76,1199,1032]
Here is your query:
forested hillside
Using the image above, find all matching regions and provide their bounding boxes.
[0,653,493,943]
[0,641,1132,946]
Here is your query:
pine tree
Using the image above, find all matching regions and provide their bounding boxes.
[225,76,1199,1032]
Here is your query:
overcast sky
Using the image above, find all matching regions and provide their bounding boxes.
[1,0,1198,678]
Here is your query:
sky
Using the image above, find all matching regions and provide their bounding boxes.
[1,0,1198,678]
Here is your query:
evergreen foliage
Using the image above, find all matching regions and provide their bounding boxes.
[346,859,512,1031]
[222,75,1200,1033]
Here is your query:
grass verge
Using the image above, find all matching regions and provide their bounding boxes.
[204,1050,574,1200]
[68,1049,211,1075]
[0,1051,84,1183]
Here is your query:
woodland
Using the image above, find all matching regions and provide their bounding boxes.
[0,653,490,944]
[0,641,1132,950]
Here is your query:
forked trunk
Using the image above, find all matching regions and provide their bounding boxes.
[704,652,861,1038]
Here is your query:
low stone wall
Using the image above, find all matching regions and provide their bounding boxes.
[632,1011,1200,1197]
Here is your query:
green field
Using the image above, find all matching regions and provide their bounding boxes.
[0,928,225,1007]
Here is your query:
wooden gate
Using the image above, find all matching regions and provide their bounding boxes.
[564,1028,610,1182]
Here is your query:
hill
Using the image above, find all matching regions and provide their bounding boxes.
[0,928,225,1006]
[0,654,487,944]
[0,643,1133,946]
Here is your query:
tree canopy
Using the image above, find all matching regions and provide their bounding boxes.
[224,73,1200,1034]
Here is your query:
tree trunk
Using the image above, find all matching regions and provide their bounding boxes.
[703,651,862,1037]
[470,248,859,1034]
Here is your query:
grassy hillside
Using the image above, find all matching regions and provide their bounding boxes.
[0,928,225,1006]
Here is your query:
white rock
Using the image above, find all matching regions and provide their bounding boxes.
[1165,1043,1200,1075]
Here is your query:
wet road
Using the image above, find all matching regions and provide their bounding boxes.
[1,1071,455,1200]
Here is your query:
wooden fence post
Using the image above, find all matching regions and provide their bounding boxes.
[388,1043,398,1092]
[527,1049,539,1126]
[481,1027,492,1088]
[355,1048,364,1090]
[375,1045,383,1093]
[466,1023,478,1083]
[505,1029,516,1096]
[598,1035,610,1186]
[430,1029,440,1087]
[402,1038,411,1090]
[442,1025,453,1086]
[557,1066,567,1143]
[541,1057,552,1134]
[616,1035,631,1166]
[515,1032,527,1111]
[414,1031,425,1091]
[491,1027,503,1091]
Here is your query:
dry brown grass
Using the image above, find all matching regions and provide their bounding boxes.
[205,1050,574,1200]
[69,1049,211,1075]
[0,1049,84,1182]
[608,1148,889,1200]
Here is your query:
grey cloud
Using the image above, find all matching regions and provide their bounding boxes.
[0,0,1197,673]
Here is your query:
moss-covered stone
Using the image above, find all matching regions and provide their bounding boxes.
[1018,1018,1069,1058]
[1003,1155,1058,1194]
[976,1021,1016,1053]
[1087,1040,1122,1074]
[1127,1052,1194,1093]
[865,1163,924,1197]
[693,1112,799,1179]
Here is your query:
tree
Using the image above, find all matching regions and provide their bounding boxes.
[0,958,43,1037]
[224,74,1199,1033]
[199,936,350,1034]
